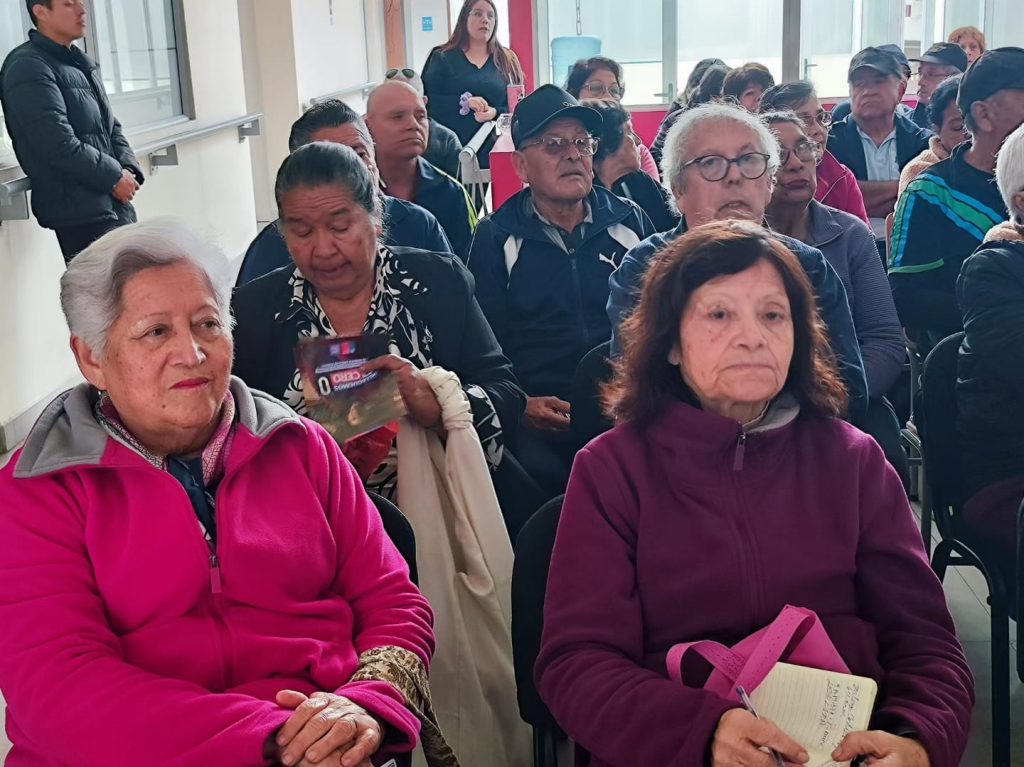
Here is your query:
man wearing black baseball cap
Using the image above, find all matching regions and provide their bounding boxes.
[828,46,932,249]
[889,47,1024,342]
[468,84,654,493]
[908,43,968,130]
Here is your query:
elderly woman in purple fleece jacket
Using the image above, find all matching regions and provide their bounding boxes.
[536,220,973,767]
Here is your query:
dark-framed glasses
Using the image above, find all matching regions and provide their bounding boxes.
[582,81,623,99]
[779,140,823,166]
[523,135,599,157]
[683,152,770,182]
[385,68,417,80]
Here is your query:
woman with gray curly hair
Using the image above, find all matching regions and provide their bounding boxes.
[0,219,446,767]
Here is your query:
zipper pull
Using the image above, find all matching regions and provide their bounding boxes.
[209,553,222,594]
[733,431,747,471]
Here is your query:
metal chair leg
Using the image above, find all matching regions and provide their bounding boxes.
[988,570,1011,767]
[919,465,933,557]
[930,538,953,582]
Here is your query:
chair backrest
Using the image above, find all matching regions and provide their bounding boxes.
[570,341,613,453]
[511,495,564,730]
[367,492,419,586]
[917,332,967,514]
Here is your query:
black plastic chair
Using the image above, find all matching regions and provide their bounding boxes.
[570,341,613,454]
[917,332,1016,765]
[1019,497,1024,684]
[512,496,567,767]
[367,492,418,586]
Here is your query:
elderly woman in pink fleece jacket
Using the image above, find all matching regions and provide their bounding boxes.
[0,220,451,767]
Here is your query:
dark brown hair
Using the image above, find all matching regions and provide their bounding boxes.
[442,0,524,86]
[564,56,625,100]
[722,63,776,101]
[26,0,50,27]
[603,220,847,426]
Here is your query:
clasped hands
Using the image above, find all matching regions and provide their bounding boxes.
[267,690,385,767]
[112,168,140,203]
[712,709,929,767]
[466,95,498,123]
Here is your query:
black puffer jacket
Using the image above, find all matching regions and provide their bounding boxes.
[956,236,1024,499]
[0,30,143,228]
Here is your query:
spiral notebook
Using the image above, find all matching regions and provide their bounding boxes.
[749,662,878,767]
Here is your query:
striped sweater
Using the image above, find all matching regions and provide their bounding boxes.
[888,142,1007,335]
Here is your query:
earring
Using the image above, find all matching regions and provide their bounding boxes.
[668,347,680,366]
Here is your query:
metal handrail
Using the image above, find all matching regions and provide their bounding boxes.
[0,113,263,220]
[307,81,375,109]
[133,112,262,157]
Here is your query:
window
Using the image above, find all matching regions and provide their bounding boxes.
[84,0,189,129]
[0,1,32,164]
[546,0,664,106]
[536,0,1023,104]
[0,0,187,167]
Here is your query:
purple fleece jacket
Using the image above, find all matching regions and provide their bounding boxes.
[536,398,973,767]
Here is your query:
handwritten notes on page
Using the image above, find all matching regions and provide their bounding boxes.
[749,662,878,767]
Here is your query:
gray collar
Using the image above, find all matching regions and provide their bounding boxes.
[806,200,846,250]
[14,377,300,479]
[745,392,801,435]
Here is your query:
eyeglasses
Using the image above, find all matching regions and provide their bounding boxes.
[522,135,599,157]
[683,152,770,182]
[627,132,642,147]
[582,81,623,99]
[469,9,496,20]
[779,139,823,166]
[797,109,832,130]
[385,68,417,80]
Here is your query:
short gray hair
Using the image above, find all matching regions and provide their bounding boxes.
[60,219,234,357]
[661,102,781,195]
[996,123,1024,224]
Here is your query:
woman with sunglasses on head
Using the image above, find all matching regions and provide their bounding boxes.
[565,56,661,181]
[421,0,523,168]
[760,81,870,224]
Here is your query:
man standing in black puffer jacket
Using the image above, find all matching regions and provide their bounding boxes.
[1,1,143,262]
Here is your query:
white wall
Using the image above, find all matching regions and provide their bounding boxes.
[245,0,386,225]
[408,0,450,70]
[0,0,258,450]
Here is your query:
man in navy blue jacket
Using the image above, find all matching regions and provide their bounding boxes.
[827,47,931,245]
[608,102,869,425]
[235,99,453,286]
[1,0,143,261]
[469,85,655,493]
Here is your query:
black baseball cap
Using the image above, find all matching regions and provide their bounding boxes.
[511,84,602,150]
[878,44,911,75]
[957,47,1024,115]
[911,42,968,72]
[848,47,904,80]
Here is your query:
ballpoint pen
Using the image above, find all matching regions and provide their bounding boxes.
[736,685,787,767]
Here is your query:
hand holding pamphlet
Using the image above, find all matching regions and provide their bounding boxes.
[295,334,407,446]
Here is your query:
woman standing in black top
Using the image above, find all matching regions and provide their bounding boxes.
[422,0,523,165]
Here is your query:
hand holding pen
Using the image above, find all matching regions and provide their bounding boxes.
[708,689,809,767]
[737,686,788,767]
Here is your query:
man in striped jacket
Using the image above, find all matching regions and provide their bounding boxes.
[468,85,654,494]
[888,47,1024,347]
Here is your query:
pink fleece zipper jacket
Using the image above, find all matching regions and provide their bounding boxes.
[0,380,434,766]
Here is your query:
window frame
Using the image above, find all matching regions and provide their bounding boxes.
[78,0,194,132]
[530,0,1008,106]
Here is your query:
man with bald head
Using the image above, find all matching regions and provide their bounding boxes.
[366,79,477,259]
